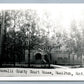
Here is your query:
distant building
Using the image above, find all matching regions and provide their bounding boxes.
[51,50,84,65]
[23,47,84,65]
[25,49,49,64]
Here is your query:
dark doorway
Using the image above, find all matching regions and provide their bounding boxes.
[35,53,42,60]
[44,54,49,63]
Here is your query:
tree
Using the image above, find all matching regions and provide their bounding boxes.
[0,11,6,66]
[64,20,82,65]
[1,9,45,68]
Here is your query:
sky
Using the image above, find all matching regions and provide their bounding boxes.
[1,4,84,34]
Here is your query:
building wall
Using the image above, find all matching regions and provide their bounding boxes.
[25,49,45,64]
[25,49,84,65]
[51,51,84,65]
[51,51,69,65]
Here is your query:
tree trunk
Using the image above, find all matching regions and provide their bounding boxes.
[28,38,30,68]
[48,53,51,68]
[80,53,82,67]
[73,54,74,66]
[28,48,30,67]
[68,52,71,65]
[0,11,5,67]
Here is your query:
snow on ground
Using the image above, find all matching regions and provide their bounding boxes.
[51,64,70,69]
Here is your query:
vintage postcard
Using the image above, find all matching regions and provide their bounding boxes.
[0,4,84,81]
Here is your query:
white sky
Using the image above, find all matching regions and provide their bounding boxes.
[1,4,84,34]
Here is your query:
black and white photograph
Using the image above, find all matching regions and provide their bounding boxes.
[0,4,84,80]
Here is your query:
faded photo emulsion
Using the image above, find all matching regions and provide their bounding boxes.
[0,4,84,81]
